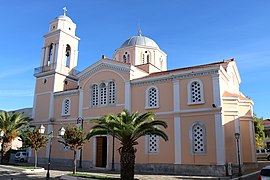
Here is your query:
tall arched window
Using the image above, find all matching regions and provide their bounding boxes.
[48,43,54,65]
[191,122,206,153]
[123,52,130,63]
[145,86,159,108]
[108,81,116,104]
[100,83,107,105]
[187,79,205,105]
[91,84,99,107]
[146,134,159,153]
[62,98,70,116]
[142,51,151,64]
[65,45,71,67]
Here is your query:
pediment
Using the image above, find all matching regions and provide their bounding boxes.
[78,58,131,81]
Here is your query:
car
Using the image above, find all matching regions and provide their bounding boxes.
[15,151,28,162]
[258,166,270,180]
[256,149,270,161]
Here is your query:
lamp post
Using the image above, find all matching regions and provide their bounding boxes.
[111,133,115,171]
[0,129,4,164]
[77,117,84,169]
[39,125,65,180]
[235,132,242,177]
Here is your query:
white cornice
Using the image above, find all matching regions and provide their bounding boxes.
[43,29,80,40]
[78,59,131,81]
[54,89,79,97]
[131,66,220,86]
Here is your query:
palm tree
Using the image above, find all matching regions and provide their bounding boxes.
[87,110,168,180]
[0,111,31,164]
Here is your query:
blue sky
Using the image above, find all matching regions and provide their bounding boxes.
[0,1,269,119]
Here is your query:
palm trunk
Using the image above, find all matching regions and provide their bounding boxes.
[73,150,77,174]
[34,150,38,168]
[2,141,12,164]
[119,146,136,180]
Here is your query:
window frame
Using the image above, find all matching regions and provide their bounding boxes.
[187,79,205,105]
[145,134,160,154]
[190,121,207,155]
[61,98,71,116]
[145,86,159,109]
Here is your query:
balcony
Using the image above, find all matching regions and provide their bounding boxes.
[34,63,80,76]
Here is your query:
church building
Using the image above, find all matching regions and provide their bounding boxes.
[31,10,255,176]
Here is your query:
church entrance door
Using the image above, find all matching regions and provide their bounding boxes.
[96,136,107,167]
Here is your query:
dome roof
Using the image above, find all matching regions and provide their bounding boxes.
[55,15,73,23]
[120,35,159,48]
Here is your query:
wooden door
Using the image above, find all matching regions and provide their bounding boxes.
[96,137,107,167]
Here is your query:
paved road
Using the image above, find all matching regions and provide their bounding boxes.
[0,165,65,180]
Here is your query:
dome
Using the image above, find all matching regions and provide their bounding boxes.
[120,35,159,48]
[55,15,73,23]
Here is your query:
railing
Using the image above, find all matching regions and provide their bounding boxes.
[34,63,56,74]
[34,63,81,76]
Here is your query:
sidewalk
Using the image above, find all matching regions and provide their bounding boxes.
[3,160,270,180]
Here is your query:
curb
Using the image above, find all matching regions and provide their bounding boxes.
[22,167,45,174]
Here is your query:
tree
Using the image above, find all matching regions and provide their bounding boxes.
[21,126,48,168]
[87,110,168,180]
[254,114,265,148]
[58,125,88,174]
[0,111,31,164]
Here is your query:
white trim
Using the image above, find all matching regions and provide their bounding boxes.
[145,86,159,109]
[125,81,131,111]
[93,136,96,167]
[187,79,205,105]
[212,76,221,107]
[78,88,83,117]
[49,92,54,119]
[173,80,180,111]
[173,80,181,164]
[215,113,225,165]
[174,116,181,164]
[35,92,52,96]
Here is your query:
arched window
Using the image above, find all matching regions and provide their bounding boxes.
[142,51,151,64]
[146,134,159,153]
[48,43,54,65]
[62,98,70,116]
[65,45,71,67]
[191,122,206,153]
[160,57,163,70]
[100,83,107,105]
[187,79,204,105]
[91,84,99,107]
[123,55,127,63]
[146,86,159,108]
[108,81,116,104]
[123,52,130,63]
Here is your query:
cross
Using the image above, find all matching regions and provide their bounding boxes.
[63,7,67,16]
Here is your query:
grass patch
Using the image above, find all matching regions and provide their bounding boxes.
[6,164,40,169]
[67,173,120,179]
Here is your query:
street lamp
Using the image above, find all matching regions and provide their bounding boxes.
[111,133,115,171]
[77,117,84,168]
[0,129,4,164]
[235,132,242,177]
[39,124,65,180]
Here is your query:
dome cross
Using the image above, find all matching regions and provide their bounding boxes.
[63,7,67,16]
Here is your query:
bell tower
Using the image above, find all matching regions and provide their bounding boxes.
[40,7,80,77]
[33,8,80,120]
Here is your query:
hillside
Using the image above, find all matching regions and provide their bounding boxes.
[0,108,32,118]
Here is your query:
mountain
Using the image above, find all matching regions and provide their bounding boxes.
[0,108,33,118]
